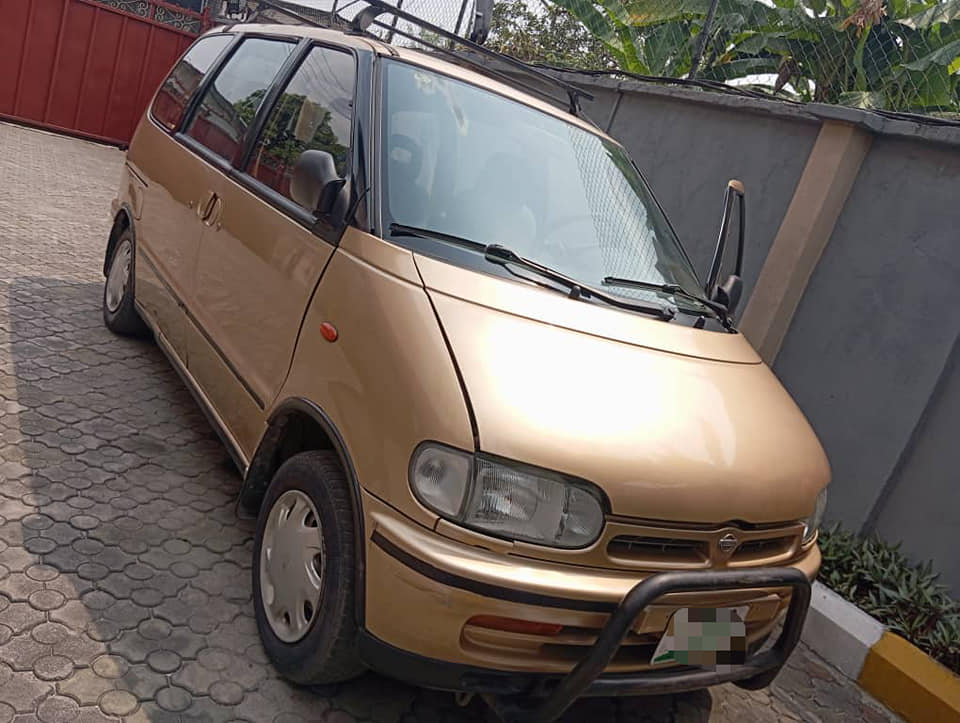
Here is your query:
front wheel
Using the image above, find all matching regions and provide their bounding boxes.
[253,451,366,684]
[103,230,148,336]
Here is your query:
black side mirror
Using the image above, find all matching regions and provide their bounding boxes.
[290,150,346,218]
[705,179,746,315]
[714,274,743,314]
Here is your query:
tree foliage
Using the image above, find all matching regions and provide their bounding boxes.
[486,0,617,69]
[235,89,348,174]
[537,0,960,114]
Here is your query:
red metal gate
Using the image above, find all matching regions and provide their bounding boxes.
[0,0,209,146]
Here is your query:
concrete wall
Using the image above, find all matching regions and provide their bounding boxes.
[772,132,960,593]
[871,337,960,593]
[604,88,819,293]
[774,135,960,527]
[533,68,960,594]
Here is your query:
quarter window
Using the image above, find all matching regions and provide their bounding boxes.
[185,38,296,162]
[152,34,232,131]
[246,46,355,203]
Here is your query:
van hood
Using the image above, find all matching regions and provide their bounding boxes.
[416,255,830,525]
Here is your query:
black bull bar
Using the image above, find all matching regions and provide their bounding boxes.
[487,567,812,723]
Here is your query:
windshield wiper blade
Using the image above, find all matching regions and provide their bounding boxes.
[388,224,675,321]
[602,276,731,326]
[485,246,674,320]
[390,223,487,253]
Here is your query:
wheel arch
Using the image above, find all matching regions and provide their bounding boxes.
[245,397,366,625]
[104,204,135,277]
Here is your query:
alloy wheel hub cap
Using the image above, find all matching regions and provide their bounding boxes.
[260,489,325,643]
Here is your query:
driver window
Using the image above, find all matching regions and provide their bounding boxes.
[385,110,436,229]
[247,46,356,204]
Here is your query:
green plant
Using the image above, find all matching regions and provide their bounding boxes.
[818,525,960,674]
[549,0,960,114]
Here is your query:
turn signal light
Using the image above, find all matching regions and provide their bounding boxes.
[467,615,563,636]
[320,322,338,342]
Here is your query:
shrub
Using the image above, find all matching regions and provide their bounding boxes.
[818,526,960,674]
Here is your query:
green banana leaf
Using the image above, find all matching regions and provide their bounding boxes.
[897,0,960,30]
[901,37,960,70]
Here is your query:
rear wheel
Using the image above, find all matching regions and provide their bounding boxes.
[103,229,148,336]
[253,451,365,684]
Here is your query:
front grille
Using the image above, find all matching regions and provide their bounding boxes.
[607,535,709,565]
[731,536,795,562]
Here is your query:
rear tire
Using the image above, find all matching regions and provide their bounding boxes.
[103,229,148,337]
[253,450,366,684]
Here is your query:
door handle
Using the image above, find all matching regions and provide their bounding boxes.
[195,190,216,220]
[203,195,223,230]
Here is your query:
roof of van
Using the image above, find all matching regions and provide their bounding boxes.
[209,23,613,141]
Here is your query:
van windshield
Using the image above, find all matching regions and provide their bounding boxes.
[379,60,703,309]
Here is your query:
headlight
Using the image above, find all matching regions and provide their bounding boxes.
[410,444,605,549]
[801,487,828,544]
[408,444,471,517]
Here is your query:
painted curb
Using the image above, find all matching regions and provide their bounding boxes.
[860,632,960,723]
[801,581,960,722]
[802,581,883,679]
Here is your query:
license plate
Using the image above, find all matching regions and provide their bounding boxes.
[651,606,748,666]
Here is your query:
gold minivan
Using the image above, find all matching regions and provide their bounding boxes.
[103,6,829,720]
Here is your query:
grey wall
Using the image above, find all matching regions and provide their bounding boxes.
[774,136,960,527]
[872,337,960,593]
[605,89,819,294]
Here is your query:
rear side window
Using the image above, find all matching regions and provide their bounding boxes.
[185,38,296,163]
[152,34,232,131]
[246,46,355,202]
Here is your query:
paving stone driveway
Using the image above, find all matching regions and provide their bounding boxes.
[0,121,898,723]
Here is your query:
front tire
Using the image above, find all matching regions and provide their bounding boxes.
[103,230,148,336]
[253,451,366,685]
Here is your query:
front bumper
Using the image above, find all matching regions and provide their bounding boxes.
[363,495,816,719]
[360,567,811,722]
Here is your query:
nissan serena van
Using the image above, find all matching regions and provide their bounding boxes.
[103,6,829,720]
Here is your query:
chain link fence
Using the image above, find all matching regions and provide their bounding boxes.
[688,0,960,119]
[250,2,960,121]
[482,1,960,124]
[254,0,486,40]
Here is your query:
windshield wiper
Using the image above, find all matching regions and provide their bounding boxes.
[390,223,490,256]
[602,276,732,328]
[389,224,675,321]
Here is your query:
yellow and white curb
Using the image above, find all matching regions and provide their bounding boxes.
[801,582,960,722]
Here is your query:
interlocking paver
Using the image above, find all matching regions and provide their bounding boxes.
[0,119,900,722]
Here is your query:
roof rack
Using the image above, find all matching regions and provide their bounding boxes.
[253,0,592,116]
[254,0,342,29]
[352,0,592,115]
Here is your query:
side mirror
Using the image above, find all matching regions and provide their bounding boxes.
[290,150,346,218]
[705,179,746,315]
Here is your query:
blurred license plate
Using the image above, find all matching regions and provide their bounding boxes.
[651,606,748,667]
